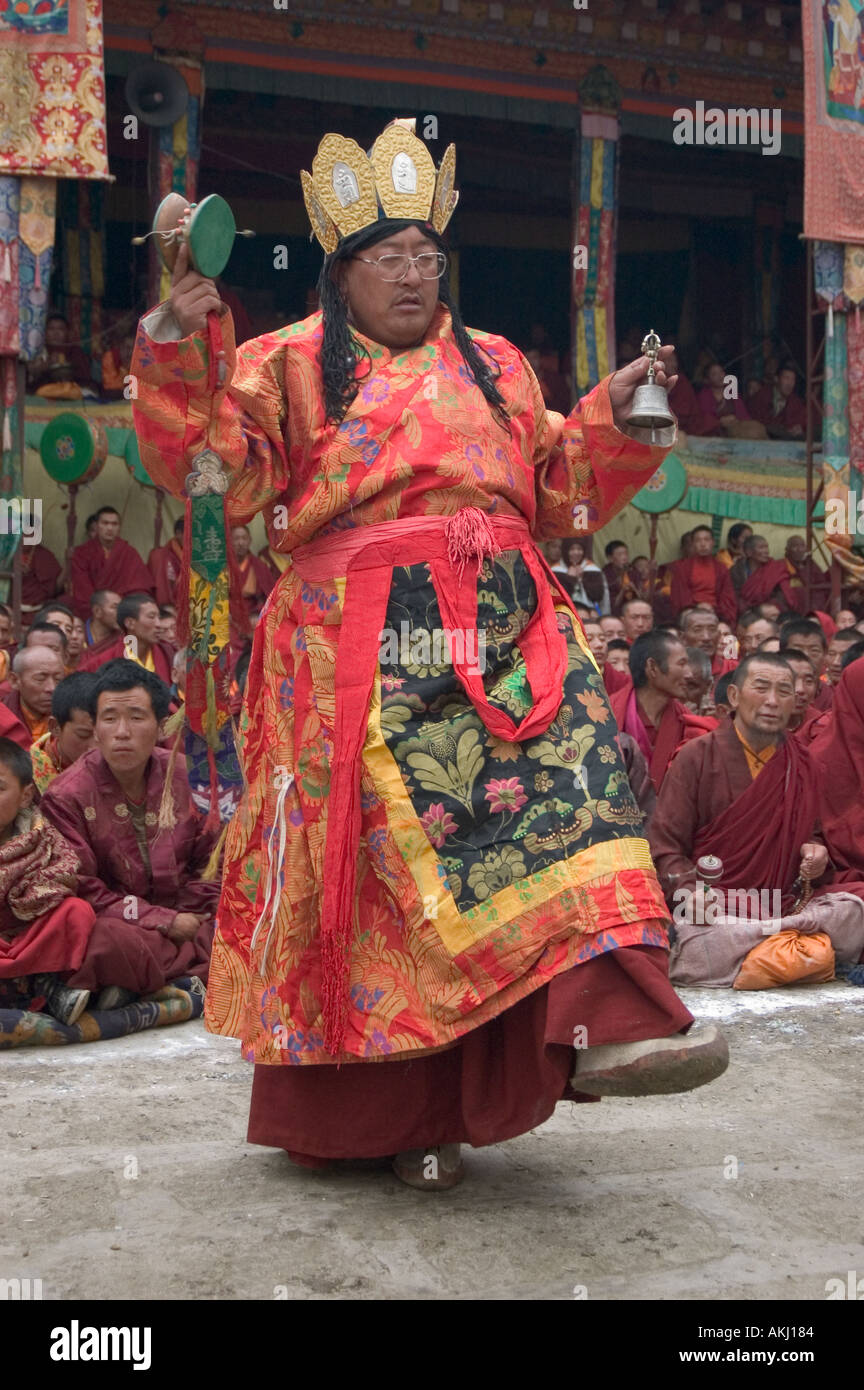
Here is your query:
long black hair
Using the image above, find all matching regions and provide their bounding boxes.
[316,219,510,431]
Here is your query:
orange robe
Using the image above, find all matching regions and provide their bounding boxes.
[130,300,677,1069]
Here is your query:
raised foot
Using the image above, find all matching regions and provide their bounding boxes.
[570,1024,730,1097]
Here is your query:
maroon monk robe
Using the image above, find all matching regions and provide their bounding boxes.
[669,556,737,625]
[0,699,33,750]
[711,654,737,679]
[809,661,864,881]
[68,537,155,621]
[77,634,175,685]
[20,543,61,613]
[603,664,631,696]
[236,552,275,616]
[40,746,219,993]
[739,559,805,614]
[811,681,833,712]
[147,538,184,608]
[610,684,716,791]
[668,373,712,436]
[749,385,808,436]
[249,943,693,1158]
[0,808,95,977]
[648,720,819,911]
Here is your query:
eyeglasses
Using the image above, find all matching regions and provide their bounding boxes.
[352,251,448,281]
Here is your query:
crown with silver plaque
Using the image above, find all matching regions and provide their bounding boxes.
[301,117,459,253]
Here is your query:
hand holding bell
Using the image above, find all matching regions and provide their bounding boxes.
[609,333,678,439]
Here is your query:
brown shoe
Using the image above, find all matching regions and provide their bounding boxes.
[570,1024,729,1097]
[392,1144,465,1191]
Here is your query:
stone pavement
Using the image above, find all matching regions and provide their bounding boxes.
[2,981,862,1301]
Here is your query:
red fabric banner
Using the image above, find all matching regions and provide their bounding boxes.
[0,0,108,179]
[802,0,864,244]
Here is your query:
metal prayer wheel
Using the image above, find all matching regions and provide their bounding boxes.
[695,855,724,888]
[625,330,676,437]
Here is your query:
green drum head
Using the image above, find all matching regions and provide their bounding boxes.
[631,452,688,514]
[188,195,236,278]
[40,412,96,484]
[125,432,155,488]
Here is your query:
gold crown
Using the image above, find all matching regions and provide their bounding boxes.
[301,118,459,254]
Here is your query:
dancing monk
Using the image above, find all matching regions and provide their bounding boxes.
[131,119,727,1189]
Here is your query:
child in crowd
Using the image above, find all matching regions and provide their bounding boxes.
[0,738,95,1024]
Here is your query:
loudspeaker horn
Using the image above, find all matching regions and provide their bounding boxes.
[125,61,189,128]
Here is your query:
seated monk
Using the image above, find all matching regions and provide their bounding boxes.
[30,672,98,794]
[148,519,185,609]
[825,628,860,688]
[679,606,736,680]
[22,621,68,670]
[40,660,219,1003]
[68,617,86,672]
[749,364,807,440]
[78,593,175,685]
[68,506,154,622]
[0,738,96,1025]
[648,654,864,987]
[3,647,65,745]
[32,602,74,643]
[809,659,864,882]
[669,525,737,625]
[784,536,830,612]
[736,607,777,656]
[605,638,631,675]
[20,542,61,621]
[84,589,121,650]
[730,535,804,614]
[609,630,716,792]
[620,598,654,644]
[716,522,752,571]
[666,352,712,436]
[780,649,819,733]
[231,525,274,618]
[779,619,832,710]
[582,617,630,695]
[259,539,291,589]
[157,605,177,645]
[683,647,714,714]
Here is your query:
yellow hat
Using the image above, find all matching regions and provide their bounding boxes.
[301,118,458,253]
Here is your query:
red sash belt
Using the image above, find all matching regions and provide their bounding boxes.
[291,508,569,1055]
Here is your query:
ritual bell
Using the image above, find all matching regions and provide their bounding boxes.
[625,330,676,438]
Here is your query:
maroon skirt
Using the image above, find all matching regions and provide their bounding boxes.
[247,944,693,1159]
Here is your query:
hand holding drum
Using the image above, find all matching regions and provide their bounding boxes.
[171,241,227,338]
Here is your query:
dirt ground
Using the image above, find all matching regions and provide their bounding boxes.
[2,980,862,1302]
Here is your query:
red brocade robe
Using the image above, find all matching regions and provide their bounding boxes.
[130,299,678,1068]
[68,538,155,621]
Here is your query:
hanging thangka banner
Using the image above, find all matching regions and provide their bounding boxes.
[801,0,864,245]
[0,0,109,179]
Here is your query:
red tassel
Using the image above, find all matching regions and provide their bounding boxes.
[445,506,501,580]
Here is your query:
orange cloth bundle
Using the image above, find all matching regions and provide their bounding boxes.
[734,930,835,990]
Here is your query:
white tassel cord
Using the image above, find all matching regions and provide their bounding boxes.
[248,772,294,969]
